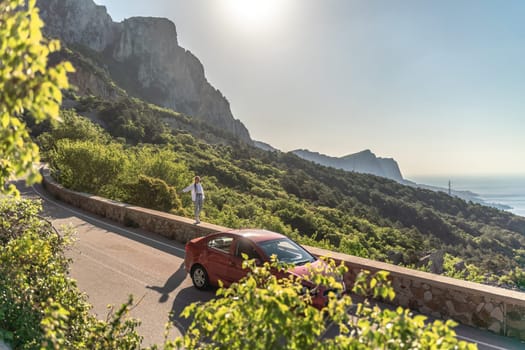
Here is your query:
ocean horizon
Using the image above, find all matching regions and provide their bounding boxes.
[409,175,525,217]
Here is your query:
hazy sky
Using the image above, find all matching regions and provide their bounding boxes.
[93,0,525,177]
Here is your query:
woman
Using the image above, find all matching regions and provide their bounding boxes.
[182,176,205,224]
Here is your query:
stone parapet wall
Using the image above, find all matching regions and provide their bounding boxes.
[40,168,525,340]
[41,168,227,241]
[307,247,525,340]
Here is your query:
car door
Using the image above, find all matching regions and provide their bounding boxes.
[227,238,262,283]
[205,235,235,285]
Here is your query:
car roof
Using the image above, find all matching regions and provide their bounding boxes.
[216,229,286,243]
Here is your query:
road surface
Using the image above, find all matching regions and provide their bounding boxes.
[18,181,525,349]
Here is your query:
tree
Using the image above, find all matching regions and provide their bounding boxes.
[0,0,73,196]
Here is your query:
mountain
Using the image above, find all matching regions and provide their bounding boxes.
[292,149,511,210]
[292,149,404,182]
[37,0,252,143]
[254,140,280,152]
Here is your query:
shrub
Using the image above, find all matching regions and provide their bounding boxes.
[0,198,143,349]
[49,139,127,195]
[128,175,181,212]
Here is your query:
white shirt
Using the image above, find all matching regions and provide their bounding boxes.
[182,183,205,201]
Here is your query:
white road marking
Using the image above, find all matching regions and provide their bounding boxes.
[457,335,513,350]
[31,185,185,253]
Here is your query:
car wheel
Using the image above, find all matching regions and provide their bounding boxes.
[191,264,209,290]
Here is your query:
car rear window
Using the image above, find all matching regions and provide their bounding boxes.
[208,236,234,253]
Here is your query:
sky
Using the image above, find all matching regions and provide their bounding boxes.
[93,0,525,177]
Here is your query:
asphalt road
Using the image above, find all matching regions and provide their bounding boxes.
[19,181,525,349]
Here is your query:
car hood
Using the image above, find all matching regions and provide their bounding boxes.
[288,259,328,280]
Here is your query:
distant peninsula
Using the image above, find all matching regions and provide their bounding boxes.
[291,149,404,182]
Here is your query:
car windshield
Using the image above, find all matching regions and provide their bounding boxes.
[258,238,316,265]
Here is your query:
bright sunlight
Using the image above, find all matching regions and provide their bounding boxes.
[221,0,287,32]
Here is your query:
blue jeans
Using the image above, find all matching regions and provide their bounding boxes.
[194,193,203,221]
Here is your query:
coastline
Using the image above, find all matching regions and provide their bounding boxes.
[407,175,525,217]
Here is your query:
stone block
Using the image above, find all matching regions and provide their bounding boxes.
[483,295,495,303]
[507,308,525,321]
[506,319,525,332]
[445,300,455,314]
[472,311,489,328]
[450,290,467,304]
[408,299,420,310]
[488,321,501,334]
[392,278,402,290]
[401,277,412,288]
[483,302,494,314]
[397,294,410,307]
[423,291,433,302]
[458,313,472,325]
[469,294,483,305]
[419,305,432,315]
[476,302,485,313]
[412,287,425,300]
[431,287,444,296]
[454,301,471,314]
[490,306,504,323]
[431,311,441,319]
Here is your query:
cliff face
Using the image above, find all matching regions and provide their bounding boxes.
[292,149,404,182]
[38,0,117,52]
[38,0,252,143]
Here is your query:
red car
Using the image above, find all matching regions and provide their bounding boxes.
[184,229,344,309]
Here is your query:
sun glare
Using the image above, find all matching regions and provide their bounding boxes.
[222,0,285,32]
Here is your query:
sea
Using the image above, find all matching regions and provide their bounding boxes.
[409,175,525,218]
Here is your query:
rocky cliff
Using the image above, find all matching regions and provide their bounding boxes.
[292,149,404,182]
[38,0,252,143]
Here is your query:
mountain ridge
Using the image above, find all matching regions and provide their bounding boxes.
[292,148,404,182]
[38,0,252,143]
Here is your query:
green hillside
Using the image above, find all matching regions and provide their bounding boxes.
[28,48,525,291]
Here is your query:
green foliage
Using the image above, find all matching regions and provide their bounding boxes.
[0,198,143,349]
[0,199,81,348]
[0,195,42,244]
[36,109,111,152]
[128,175,181,212]
[177,258,332,349]
[49,139,127,196]
[0,0,73,195]
[41,110,525,285]
[46,119,192,212]
[351,305,476,350]
[128,146,191,190]
[442,254,485,283]
[166,259,476,350]
[81,296,143,350]
[499,267,525,290]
